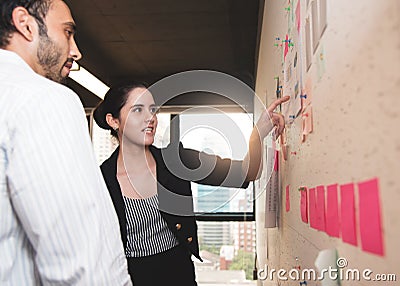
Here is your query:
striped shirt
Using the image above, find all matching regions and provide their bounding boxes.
[0,49,132,285]
[123,195,179,257]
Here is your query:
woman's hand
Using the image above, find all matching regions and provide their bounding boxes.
[244,96,290,180]
[256,96,290,139]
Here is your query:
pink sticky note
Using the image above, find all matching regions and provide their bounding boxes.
[326,184,340,238]
[340,183,357,246]
[316,186,326,231]
[286,185,290,212]
[309,188,317,229]
[358,178,384,256]
[284,34,289,60]
[300,187,308,223]
[296,0,301,33]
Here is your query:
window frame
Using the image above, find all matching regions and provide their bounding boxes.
[159,106,256,222]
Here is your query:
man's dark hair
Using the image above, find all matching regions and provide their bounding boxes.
[0,0,52,47]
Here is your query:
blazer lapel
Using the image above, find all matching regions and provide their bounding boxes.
[101,147,128,249]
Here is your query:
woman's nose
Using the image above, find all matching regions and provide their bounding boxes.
[145,112,155,123]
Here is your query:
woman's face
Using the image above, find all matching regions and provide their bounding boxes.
[117,87,158,147]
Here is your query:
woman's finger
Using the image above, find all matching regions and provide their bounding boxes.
[267,96,290,113]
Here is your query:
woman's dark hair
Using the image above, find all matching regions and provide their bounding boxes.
[0,0,51,47]
[93,81,148,138]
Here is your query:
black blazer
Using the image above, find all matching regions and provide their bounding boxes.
[100,142,249,260]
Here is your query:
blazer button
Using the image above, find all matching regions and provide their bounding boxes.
[187,236,193,243]
[175,223,182,230]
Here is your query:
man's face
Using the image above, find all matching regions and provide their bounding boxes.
[36,0,81,82]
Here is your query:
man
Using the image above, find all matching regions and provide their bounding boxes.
[0,0,131,285]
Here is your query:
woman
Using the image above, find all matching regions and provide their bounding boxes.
[93,82,289,285]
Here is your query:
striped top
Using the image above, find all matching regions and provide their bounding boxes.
[0,50,131,285]
[123,195,179,257]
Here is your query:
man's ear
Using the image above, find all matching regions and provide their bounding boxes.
[11,7,37,42]
[106,113,120,130]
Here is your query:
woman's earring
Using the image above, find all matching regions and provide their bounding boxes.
[113,126,119,131]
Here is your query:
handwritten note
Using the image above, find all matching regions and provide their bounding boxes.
[326,184,340,238]
[358,178,384,256]
[340,183,357,246]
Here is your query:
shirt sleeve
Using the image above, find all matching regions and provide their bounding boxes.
[164,142,249,188]
[6,85,131,285]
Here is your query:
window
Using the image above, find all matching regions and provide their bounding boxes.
[179,111,255,220]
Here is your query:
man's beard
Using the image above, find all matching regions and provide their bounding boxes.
[37,34,65,83]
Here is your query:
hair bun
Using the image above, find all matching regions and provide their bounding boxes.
[93,100,111,130]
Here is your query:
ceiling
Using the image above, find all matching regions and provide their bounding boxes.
[64,0,263,108]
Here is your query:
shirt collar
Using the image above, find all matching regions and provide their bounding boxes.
[0,49,36,73]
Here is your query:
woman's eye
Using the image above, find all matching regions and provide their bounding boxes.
[132,107,142,113]
[150,107,159,114]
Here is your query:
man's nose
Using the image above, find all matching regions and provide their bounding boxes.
[70,37,82,61]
